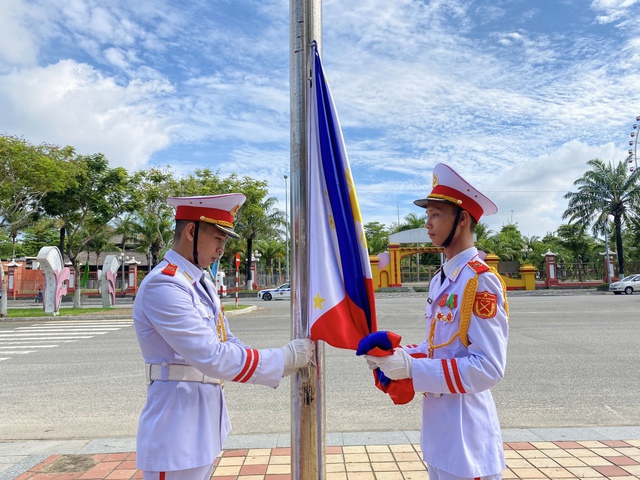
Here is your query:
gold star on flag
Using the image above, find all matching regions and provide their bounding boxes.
[313,292,326,309]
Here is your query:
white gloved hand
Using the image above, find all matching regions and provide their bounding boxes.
[364,348,413,380]
[282,338,315,377]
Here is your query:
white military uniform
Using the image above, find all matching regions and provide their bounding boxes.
[133,249,285,473]
[404,246,509,479]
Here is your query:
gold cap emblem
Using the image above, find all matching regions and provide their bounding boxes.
[432,173,439,188]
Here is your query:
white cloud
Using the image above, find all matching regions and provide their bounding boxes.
[0,60,175,168]
[591,0,640,23]
[0,0,38,67]
[483,140,621,237]
[1,0,640,243]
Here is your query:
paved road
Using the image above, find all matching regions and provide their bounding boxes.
[0,291,639,441]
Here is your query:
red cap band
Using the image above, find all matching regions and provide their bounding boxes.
[429,185,484,222]
[175,206,234,226]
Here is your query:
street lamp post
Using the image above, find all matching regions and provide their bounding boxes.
[521,246,533,262]
[600,202,612,283]
[253,250,262,289]
[284,174,289,282]
[120,253,126,292]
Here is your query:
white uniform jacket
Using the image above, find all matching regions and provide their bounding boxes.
[404,247,508,478]
[133,249,285,472]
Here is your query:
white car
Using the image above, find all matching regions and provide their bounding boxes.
[257,283,291,301]
[609,274,640,295]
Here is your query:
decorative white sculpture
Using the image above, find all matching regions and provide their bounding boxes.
[35,247,70,315]
[101,255,121,307]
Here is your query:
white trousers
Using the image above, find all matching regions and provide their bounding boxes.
[427,464,502,480]
[143,463,214,480]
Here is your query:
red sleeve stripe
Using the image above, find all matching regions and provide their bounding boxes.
[233,348,260,383]
[441,359,456,394]
[159,473,166,480]
[450,358,466,394]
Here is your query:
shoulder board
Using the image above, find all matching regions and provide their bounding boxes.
[468,259,490,274]
[161,262,179,276]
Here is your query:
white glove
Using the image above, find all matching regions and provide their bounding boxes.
[282,338,315,377]
[364,348,413,380]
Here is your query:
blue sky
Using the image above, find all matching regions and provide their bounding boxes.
[1,0,639,240]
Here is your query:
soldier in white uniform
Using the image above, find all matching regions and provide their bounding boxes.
[133,194,314,480]
[363,164,509,480]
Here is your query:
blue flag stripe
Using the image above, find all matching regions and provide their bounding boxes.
[312,47,373,332]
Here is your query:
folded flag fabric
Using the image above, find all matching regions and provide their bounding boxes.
[357,330,420,405]
[356,330,403,357]
[307,42,377,350]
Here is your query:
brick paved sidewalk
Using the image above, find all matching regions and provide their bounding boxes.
[13,440,640,479]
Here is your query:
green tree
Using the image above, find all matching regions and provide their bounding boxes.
[40,153,134,307]
[234,186,285,290]
[475,222,495,254]
[1,219,58,259]
[555,223,598,281]
[0,136,78,233]
[563,159,640,277]
[395,212,426,232]
[491,224,525,261]
[86,226,117,270]
[113,214,140,256]
[254,238,286,283]
[130,168,177,268]
[364,221,389,255]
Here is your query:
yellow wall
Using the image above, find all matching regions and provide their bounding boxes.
[371,250,536,291]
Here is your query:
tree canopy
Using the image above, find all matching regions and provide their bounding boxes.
[563,158,640,277]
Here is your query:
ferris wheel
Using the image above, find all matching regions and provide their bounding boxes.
[627,115,640,173]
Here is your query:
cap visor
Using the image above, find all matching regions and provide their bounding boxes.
[414,197,451,208]
[209,223,240,239]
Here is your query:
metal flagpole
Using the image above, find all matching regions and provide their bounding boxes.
[290,0,325,478]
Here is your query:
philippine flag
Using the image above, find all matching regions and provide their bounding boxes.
[307,43,377,350]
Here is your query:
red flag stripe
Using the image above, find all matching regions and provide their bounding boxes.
[233,349,259,383]
[450,358,466,394]
[441,359,456,394]
[159,473,166,480]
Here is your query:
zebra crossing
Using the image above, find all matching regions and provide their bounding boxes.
[0,319,133,361]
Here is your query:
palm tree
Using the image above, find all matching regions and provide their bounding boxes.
[394,212,426,232]
[133,213,173,268]
[113,214,139,256]
[475,222,495,253]
[235,196,285,290]
[563,159,640,277]
[394,213,428,281]
[556,223,593,282]
[254,238,286,285]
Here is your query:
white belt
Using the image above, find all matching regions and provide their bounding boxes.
[145,363,222,385]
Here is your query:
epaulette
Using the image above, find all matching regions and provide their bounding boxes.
[468,259,490,274]
[161,262,178,276]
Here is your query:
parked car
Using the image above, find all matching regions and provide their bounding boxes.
[257,283,291,301]
[609,274,640,295]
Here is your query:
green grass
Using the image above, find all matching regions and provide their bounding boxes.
[221,304,251,311]
[4,303,251,318]
[5,307,123,318]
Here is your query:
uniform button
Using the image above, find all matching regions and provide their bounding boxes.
[161,362,168,367]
